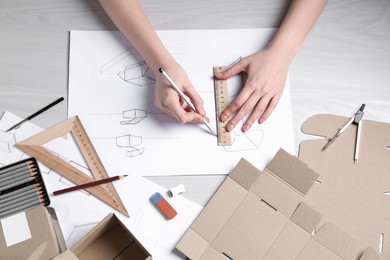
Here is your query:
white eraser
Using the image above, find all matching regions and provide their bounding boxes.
[169,184,186,196]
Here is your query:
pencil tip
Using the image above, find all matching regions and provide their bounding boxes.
[158,68,163,73]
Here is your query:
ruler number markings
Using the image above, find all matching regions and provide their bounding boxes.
[213,66,232,146]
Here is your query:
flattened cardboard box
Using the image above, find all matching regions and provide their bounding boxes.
[0,206,63,260]
[299,114,390,259]
[177,149,379,259]
[54,213,152,260]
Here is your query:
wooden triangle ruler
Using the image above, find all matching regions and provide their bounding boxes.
[15,115,129,217]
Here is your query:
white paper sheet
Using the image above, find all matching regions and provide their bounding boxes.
[0,111,202,259]
[68,29,295,176]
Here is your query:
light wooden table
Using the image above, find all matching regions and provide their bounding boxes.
[0,0,389,206]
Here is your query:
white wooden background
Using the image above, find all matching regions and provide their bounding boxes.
[0,0,389,205]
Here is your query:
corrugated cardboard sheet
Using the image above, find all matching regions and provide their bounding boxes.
[299,114,390,259]
[177,149,379,260]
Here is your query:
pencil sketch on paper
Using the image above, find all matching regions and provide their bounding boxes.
[97,47,265,158]
[66,222,99,248]
[0,131,29,166]
[91,106,263,155]
[0,131,16,153]
[224,129,264,152]
[116,134,145,157]
[121,109,147,125]
[100,48,155,87]
[92,108,149,126]
[220,84,264,152]
[93,132,184,158]
[91,108,179,158]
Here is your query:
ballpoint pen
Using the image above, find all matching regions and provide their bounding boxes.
[159,68,216,135]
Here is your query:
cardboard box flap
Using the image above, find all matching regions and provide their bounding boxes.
[190,177,247,243]
[267,149,318,195]
[176,229,209,260]
[251,169,306,218]
[291,202,322,234]
[262,221,312,260]
[202,247,229,260]
[229,158,260,190]
[313,223,358,260]
[72,213,116,255]
[211,192,289,259]
[299,114,390,259]
[359,247,380,260]
[47,207,67,252]
[53,249,79,260]
[72,213,151,260]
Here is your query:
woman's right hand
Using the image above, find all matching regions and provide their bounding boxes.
[154,63,207,124]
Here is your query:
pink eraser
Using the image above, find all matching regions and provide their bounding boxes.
[150,192,177,219]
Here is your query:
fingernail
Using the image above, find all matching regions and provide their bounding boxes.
[201,108,206,116]
[227,123,234,132]
[215,72,222,77]
[242,124,250,132]
[220,114,228,122]
[193,116,203,123]
[259,118,265,124]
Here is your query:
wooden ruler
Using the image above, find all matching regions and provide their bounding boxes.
[213,66,232,146]
[16,116,129,217]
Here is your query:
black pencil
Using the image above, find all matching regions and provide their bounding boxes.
[5,97,64,132]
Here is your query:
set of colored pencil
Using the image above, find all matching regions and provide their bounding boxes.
[0,158,49,219]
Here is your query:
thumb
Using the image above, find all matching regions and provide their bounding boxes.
[214,59,244,80]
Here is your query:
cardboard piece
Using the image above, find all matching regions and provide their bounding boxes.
[176,149,379,259]
[0,206,63,260]
[54,213,152,260]
[299,114,390,259]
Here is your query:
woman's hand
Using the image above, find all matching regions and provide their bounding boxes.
[215,48,289,132]
[155,63,207,124]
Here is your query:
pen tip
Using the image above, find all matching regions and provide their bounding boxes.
[158,68,163,73]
